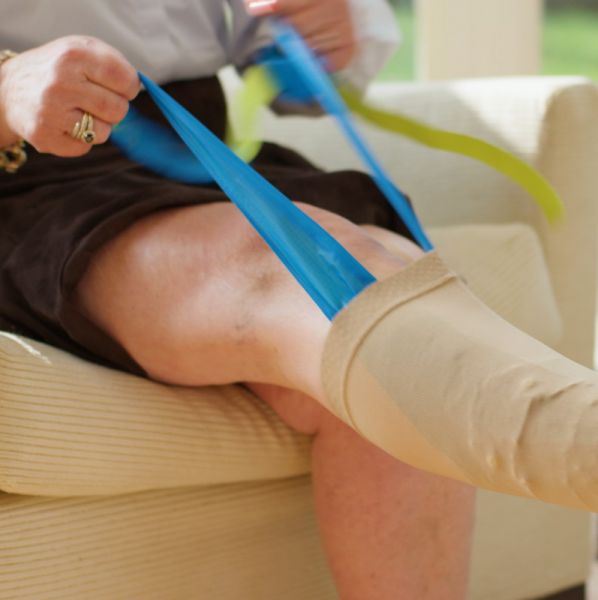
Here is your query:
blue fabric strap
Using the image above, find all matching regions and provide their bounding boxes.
[268,20,433,251]
[138,72,376,320]
[111,104,213,185]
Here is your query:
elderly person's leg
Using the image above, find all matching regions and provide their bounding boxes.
[76,200,474,600]
[251,383,476,600]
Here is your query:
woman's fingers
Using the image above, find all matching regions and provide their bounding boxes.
[0,35,138,157]
[245,0,279,16]
[77,37,140,100]
[65,109,113,144]
[282,2,356,71]
[245,0,357,72]
[73,80,130,126]
[20,92,114,155]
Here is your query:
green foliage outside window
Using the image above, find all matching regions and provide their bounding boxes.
[378,0,598,82]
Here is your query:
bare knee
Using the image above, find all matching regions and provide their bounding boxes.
[75,201,416,390]
[75,203,286,383]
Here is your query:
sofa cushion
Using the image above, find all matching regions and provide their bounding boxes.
[0,333,311,497]
[0,477,336,600]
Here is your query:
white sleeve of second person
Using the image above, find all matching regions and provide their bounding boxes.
[340,0,401,90]
[228,0,400,89]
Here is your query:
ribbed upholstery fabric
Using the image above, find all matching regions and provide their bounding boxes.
[0,477,336,600]
[0,334,311,497]
[429,223,562,347]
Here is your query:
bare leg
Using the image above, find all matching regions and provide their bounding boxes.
[250,384,476,600]
[76,201,475,600]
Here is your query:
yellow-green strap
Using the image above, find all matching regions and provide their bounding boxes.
[231,65,565,223]
[225,65,278,163]
[340,87,564,222]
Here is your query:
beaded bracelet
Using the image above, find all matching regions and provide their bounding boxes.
[0,50,26,174]
[0,139,26,174]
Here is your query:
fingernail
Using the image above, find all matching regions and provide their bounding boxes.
[247,0,278,15]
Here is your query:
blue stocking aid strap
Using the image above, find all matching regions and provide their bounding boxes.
[269,20,433,251]
[110,66,277,185]
[111,104,213,185]
[138,72,376,320]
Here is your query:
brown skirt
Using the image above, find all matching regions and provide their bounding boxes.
[0,76,413,376]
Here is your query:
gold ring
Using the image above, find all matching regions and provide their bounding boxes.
[71,112,96,144]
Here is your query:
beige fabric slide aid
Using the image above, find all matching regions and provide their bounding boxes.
[322,251,598,511]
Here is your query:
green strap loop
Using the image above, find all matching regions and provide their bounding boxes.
[225,65,278,163]
[340,87,564,223]
[231,65,565,223]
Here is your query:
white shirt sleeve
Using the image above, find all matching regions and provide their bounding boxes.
[340,0,401,90]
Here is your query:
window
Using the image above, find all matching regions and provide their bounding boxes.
[378,0,598,82]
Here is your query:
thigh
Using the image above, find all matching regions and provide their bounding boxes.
[74,201,419,396]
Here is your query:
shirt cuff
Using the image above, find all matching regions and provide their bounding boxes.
[336,0,401,92]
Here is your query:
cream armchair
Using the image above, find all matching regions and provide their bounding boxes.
[1,75,597,600]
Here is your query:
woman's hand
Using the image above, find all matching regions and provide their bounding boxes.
[245,0,357,72]
[0,36,139,157]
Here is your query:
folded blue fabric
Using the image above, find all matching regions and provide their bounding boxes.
[111,104,213,185]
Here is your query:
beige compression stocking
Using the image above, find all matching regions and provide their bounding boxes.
[322,252,598,511]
